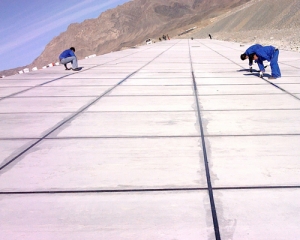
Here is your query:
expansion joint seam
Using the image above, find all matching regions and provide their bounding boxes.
[188,39,221,240]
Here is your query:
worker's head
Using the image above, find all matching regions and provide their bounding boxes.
[70,47,75,52]
[240,53,248,60]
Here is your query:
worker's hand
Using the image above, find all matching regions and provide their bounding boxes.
[259,71,264,78]
[249,67,253,73]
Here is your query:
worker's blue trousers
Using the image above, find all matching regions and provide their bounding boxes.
[270,50,281,78]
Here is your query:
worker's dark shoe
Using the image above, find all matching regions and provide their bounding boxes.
[268,76,277,79]
[65,68,71,70]
[72,68,81,71]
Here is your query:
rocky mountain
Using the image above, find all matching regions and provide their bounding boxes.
[0,0,250,77]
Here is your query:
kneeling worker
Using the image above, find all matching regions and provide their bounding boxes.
[252,46,281,79]
[59,47,80,71]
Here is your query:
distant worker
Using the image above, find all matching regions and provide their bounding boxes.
[167,34,170,40]
[252,46,281,79]
[59,47,80,71]
[209,34,212,39]
[240,44,263,72]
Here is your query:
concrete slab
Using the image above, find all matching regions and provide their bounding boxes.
[108,86,194,96]
[0,80,53,87]
[0,97,94,113]
[49,112,200,138]
[0,191,213,240]
[197,84,283,95]
[0,140,35,165]
[199,94,300,110]
[195,78,267,85]
[270,77,300,84]
[195,72,258,78]
[131,73,192,78]
[45,78,122,86]
[87,96,196,112]
[0,87,30,97]
[63,73,131,79]
[16,86,111,97]
[4,72,70,80]
[0,138,206,191]
[0,113,71,138]
[122,78,192,85]
[192,64,239,72]
[203,110,300,135]
[216,189,300,240]
[207,135,300,187]
[277,83,300,93]
[140,65,191,71]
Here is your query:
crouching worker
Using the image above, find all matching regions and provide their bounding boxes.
[59,47,80,71]
[252,46,281,79]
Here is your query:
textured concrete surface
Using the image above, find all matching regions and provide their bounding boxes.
[0,39,300,240]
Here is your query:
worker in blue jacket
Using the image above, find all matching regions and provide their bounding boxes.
[252,46,281,79]
[59,47,80,71]
[240,44,263,72]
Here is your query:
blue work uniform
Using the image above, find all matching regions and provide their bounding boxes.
[59,49,75,60]
[255,46,281,78]
[244,44,263,66]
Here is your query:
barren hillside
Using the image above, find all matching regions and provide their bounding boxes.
[188,0,300,51]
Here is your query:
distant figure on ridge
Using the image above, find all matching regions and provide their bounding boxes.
[240,44,263,72]
[209,34,212,39]
[59,47,81,71]
[251,46,281,79]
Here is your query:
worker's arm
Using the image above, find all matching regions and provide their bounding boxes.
[256,58,265,72]
[248,54,254,72]
[69,50,76,57]
[256,58,265,77]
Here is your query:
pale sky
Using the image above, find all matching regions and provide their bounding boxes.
[0,0,130,71]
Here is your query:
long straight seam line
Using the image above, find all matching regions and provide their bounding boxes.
[1,184,300,195]
[188,39,221,240]
[0,41,180,172]
[197,40,300,101]
[2,132,300,141]
[0,43,161,102]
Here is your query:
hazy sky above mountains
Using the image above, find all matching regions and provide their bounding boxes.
[0,0,130,71]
